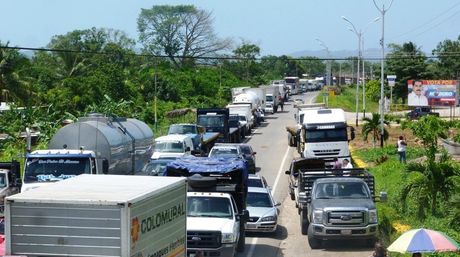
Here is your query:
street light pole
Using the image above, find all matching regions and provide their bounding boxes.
[342,16,380,127]
[373,0,394,148]
[316,38,331,86]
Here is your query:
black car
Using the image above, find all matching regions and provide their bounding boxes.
[407,106,440,120]
[239,144,257,174]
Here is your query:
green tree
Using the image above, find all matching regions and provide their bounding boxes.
[385,42,428,103]
[232,42,262,83]
[137,5,231,68]
[361,112,390,147]
[432,36,460,79]
[401,116,459,216]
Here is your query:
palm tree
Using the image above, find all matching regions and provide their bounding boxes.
[361,113,390,147]
[401,150,459,218]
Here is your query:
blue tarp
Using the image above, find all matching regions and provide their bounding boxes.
[166,155,248,176]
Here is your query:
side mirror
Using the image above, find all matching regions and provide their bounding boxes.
[285,170,291,175]
[186,147,191,152]
[102,159,109,174]
[241,209,250,221]
[275,202,281,207]
[252,152,257,155]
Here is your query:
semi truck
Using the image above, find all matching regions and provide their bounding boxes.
[287,107,355,167]
[165,156,249,257]
[4,174,187,257]
[259,85,280,114]
[22,113,154,192]
[287,161,386,249]
[196,108,242,144]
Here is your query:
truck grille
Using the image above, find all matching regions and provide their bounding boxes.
[187,231,221,248]
[312,149,340,156]
[327,210,366,226]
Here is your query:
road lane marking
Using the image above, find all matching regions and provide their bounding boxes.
[246,145,291,257]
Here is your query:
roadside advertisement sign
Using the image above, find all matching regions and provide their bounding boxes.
[407,80,457,106]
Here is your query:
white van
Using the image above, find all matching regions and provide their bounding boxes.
[152,134,194,159]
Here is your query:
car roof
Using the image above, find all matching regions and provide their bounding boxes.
[248,186,270,193]
[155,134,191,142]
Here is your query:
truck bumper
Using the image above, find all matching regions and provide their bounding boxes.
[310,223,378,240]
[187,243,235,257]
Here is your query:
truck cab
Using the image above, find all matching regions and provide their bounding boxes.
[22,150,99,192]
[152,134,194,159]
[295,166,387,249]
[168,123,205,152]
[0,161,21,214]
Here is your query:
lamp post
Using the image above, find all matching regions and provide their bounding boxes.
[373,0,394,147]
[342,16,380,126]
[316,39,331,86]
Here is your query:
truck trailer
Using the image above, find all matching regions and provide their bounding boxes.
[22,113,154,192]
[5,174,187,257]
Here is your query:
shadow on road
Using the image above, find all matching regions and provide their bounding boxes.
[264,116,278,120]
[246,224,288,241]
[318,239,373,252]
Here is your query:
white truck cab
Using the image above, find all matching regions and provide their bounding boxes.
[187,192,241,257]
[152,134,194,159]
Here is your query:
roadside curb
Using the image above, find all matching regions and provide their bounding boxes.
[349,144,366,168]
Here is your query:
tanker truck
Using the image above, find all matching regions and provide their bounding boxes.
[21,113,154,192]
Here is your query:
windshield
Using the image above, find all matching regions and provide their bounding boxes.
[187,196,233,218]
[24,157,92,183]
[142,159,174,176]
[247,191,273,208]
[169,125,196,134]
[0,173,6,188]
[315,182,370,199]
[238,116,247,122]
[266,95,273,102]
[305,128,348,142]
[209,148,239,158]
[154,141,184,153]
[197,115,225,128]
[248,178,264,188]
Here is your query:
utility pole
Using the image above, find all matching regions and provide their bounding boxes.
[373,0,394,148]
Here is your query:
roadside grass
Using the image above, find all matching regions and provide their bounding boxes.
[317,85,380,113]
[353,147,460,257]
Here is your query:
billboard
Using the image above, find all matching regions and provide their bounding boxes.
[407,80,457,106]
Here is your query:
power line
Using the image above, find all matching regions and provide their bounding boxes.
[389,1,460,40]
[1,45,460,62]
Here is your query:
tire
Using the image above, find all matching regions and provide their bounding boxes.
[300,209,309,235]
[289,188,295,200]
[288,134,294,147]
[307,224,322,249]
[237,230,245,252]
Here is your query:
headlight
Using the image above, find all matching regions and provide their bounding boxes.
[313,210,323,224]
[221,233,235,243]
[369,209,378,224]
[261,216,276,222]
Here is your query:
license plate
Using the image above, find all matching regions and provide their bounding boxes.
[341,229,352,235]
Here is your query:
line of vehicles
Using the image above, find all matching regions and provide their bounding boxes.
[284,102,387,249]
[0,77,387,256]
[0,79,294,256]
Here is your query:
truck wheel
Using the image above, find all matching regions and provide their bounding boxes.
[288,134,294,147]
[237,230,245,252]
[300,210,309,235]
[289,188,295,200]
[307,224,322,249]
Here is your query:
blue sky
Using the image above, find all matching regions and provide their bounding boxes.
[1,0,459,57]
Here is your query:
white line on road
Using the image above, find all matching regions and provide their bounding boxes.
[246,145,291,257]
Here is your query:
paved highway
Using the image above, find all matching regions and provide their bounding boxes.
[238,91,374,257]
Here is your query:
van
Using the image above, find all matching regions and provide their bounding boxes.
[152,134,194,159]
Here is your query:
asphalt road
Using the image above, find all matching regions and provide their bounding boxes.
[238,91,374,257]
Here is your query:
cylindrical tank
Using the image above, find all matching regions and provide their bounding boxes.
[233,92,259,111]
[49,113,154,175]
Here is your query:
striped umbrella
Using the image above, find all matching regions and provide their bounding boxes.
[388,228,459,253]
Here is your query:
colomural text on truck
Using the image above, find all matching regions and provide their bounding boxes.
[291,162,387,249]
[22,113,154,192]
[5,174,187,257]
[166,156,249,257]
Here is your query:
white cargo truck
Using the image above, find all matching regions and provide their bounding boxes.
[259,85,280,114]
[5,174,187,257]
